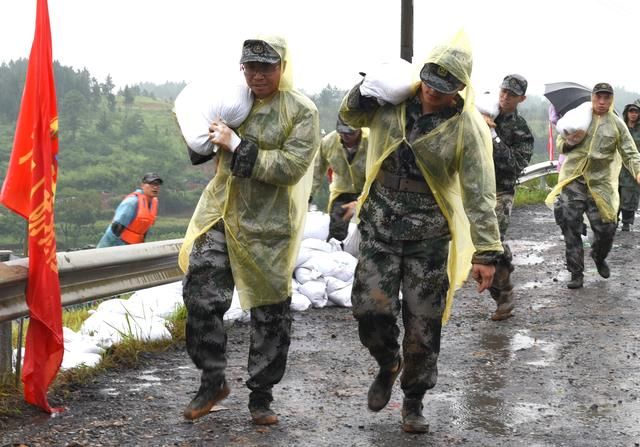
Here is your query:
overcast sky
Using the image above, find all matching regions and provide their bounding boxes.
[1,0,639,97]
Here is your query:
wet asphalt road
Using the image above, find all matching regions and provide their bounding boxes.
[1,204,640,446]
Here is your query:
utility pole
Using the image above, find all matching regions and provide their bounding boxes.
[400,0,413,63]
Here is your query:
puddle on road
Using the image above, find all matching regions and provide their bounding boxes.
[98,387,120,397]
[439,330,560,435]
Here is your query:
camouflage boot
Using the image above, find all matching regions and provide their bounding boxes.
[249,390,278,425]
[489,250,515,321]
[368,357,403,412]
[401,398,429,433]
[183,376,230,420]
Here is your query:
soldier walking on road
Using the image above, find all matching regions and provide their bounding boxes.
[340,32,502,434]
[618,100,640,231]
[547,83,640,289]
[178,35,319,425]
[482,74,534,320]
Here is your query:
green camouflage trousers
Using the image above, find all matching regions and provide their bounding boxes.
[491,192,515,305]
[619,168,640,224]
[553,179,616,274]
[182,224,292,405]
[351,224,450,400]
[328,192,359,242]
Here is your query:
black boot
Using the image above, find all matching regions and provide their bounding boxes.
[249,390,278,425]
[183,378,230,420]
[567,273,583,289]
[591,253,610,278]
[367,357,403,412]
[401,398,429,433]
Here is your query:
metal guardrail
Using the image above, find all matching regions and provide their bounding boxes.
[0,239,184,323]
[516,160,559,185]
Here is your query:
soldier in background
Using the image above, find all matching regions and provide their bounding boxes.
[548,83,640,289]
[483,74,534,320]
[311,117,368,243]
[618,100,640,231]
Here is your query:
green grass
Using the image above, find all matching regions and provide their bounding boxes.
[1,302,187,416]
[514,173,558,207]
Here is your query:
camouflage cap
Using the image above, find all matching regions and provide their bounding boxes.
[336,116,357,134]
[142,172,163,184]
[592,82,613,95]
[420,63,463,94]
[500,74,527,96]
[240,39,281,64]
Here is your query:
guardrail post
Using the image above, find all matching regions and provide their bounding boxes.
[0,322,11,379]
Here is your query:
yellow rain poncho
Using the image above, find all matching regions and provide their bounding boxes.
[340,31,502,323]
[312,129,369,211]
[178,35,320,309]
[545,110,640,222]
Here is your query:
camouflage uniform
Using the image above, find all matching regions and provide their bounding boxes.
[549,97,640,283]
[553,178,616,275]
[618,118,640,227]
[344,88,501,401]
[183,221,292,409]
[490,108,534,315]
[312,130,367,241]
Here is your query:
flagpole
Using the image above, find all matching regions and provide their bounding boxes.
[14,224,28,386]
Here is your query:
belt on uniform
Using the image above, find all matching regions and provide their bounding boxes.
[375,171,430,194]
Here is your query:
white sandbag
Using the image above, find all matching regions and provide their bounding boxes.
[80,311,171,348]
[294,266,322,284]
[328,284,353,307]
[95,298,129,315]
[63,327,104,355]
[342,224,360,257]
[359,59,416,105]
[61,351,103,370]
[475,91,499,119]
[174,73,253,155]
[128,282,184,319]
[301,238,333,253]
[296,246,316,268]
[292,278,301,291]
[290,292,312,312]
[299,279,328,308]
[303,211,330,240]
[328,251,359,282]
[300,252,340,277]
[325,276,351,294]
[556,101,592,143]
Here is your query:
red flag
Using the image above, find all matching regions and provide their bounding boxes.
[547,121,555,161]
[0,0,63,413]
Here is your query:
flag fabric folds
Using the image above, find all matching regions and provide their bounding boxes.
[0,0,63,413]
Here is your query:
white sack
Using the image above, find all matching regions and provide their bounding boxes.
[299,279,328,308]
[556,102,592,140]
[325,276,351,294]
[342,224,360,257]
[301,238,333,253]
[174,74,253,155]
[475,91,500,119]
[328,284,353,307]
[290,292,312,312]
[303,211,330,241]
[359,59,415,105]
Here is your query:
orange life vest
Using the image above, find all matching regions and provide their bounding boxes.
[120,192,158,244]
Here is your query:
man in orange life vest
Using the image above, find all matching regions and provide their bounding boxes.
[97,172,162,248]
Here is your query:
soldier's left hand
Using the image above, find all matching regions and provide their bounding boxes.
[636,172,640,185]
[471,263,495,293]
[341,201,357,221]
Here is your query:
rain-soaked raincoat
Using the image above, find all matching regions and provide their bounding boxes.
[312,129,369,211]
[340,32,502,323]
[545,110,640,223]
[178,35,320,310]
